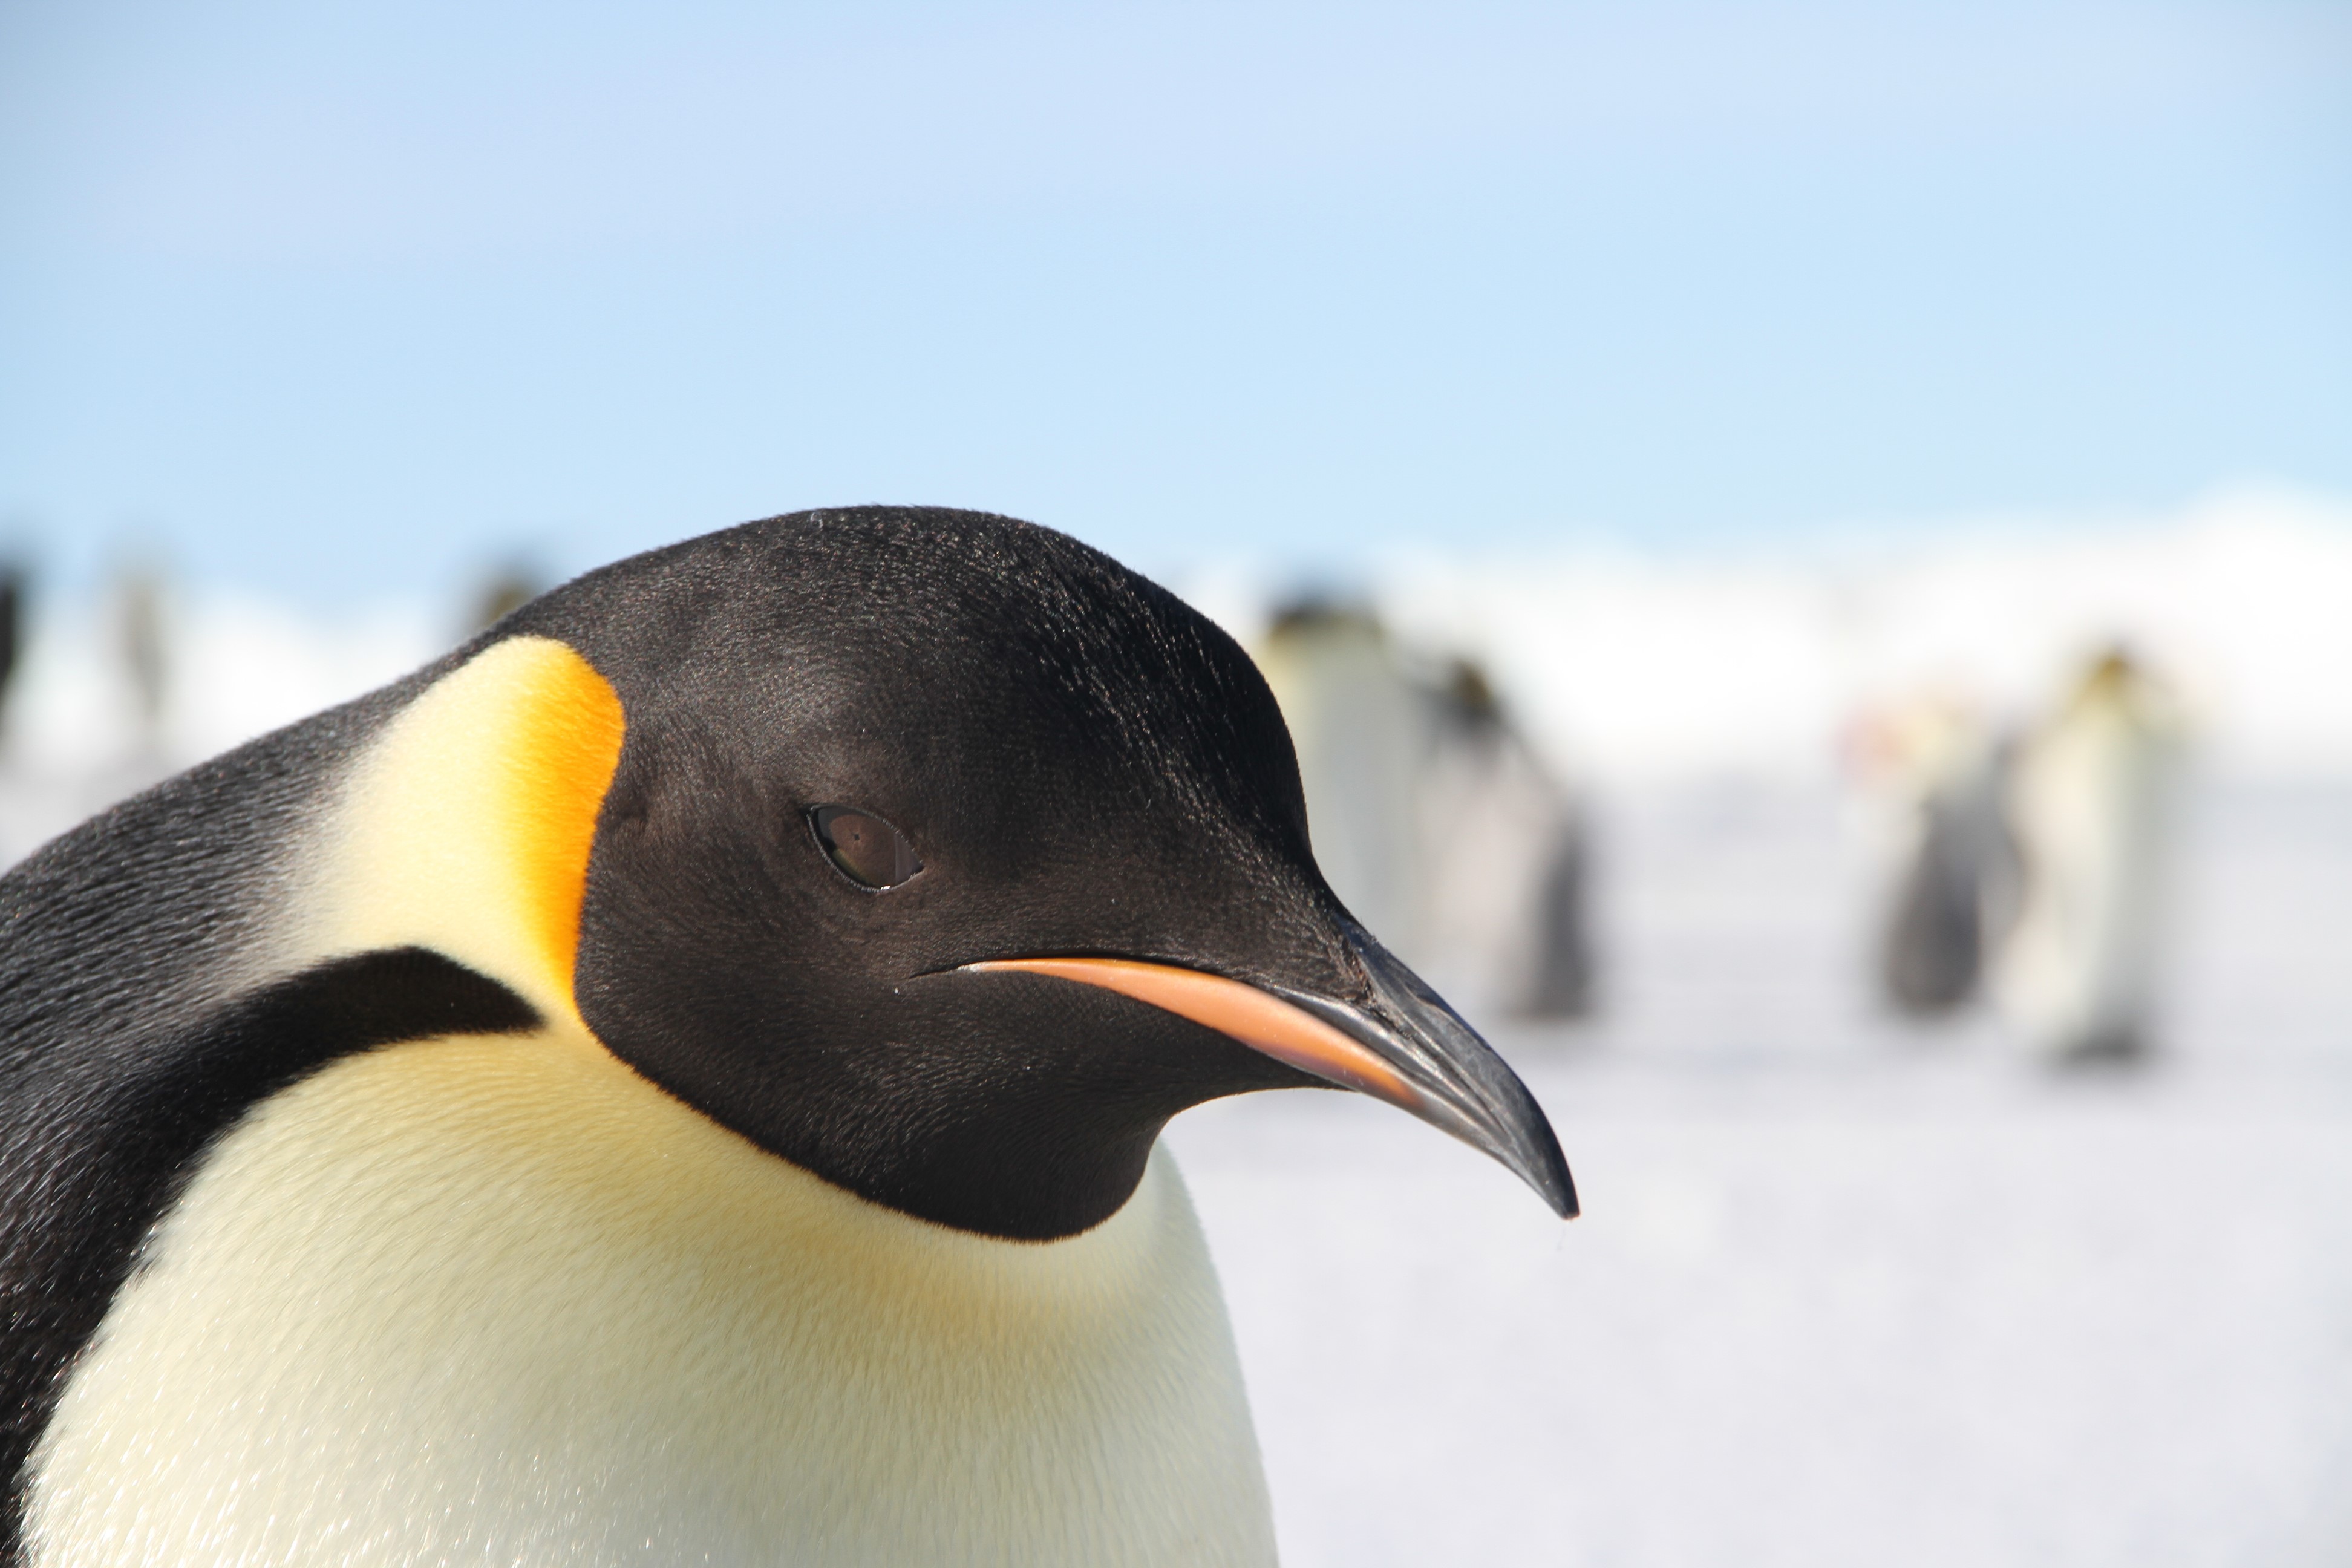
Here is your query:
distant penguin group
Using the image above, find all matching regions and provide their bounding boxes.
[1870,648,2181,1063]
[0,508,1573,1567]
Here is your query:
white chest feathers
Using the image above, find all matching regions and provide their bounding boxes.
[26,1031,1276,1567]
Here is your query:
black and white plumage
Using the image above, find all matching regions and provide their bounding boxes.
[0,508,1572,1567]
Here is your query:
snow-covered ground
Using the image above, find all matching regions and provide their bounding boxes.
[4,497,2348,1564]
[1170,778,2352,1567]
[1188,488,2351,1568]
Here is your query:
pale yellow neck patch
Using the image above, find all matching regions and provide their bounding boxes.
[301,636,625,1027]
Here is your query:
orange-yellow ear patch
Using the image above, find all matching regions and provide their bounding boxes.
[498,643,629,992]
[311,636,627,1027]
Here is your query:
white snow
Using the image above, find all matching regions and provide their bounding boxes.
[1168,777,2352,1567]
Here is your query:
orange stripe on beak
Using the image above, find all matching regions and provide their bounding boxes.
[964,957,1421,1109]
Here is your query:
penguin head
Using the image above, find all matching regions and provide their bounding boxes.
[518,507,1574,1240]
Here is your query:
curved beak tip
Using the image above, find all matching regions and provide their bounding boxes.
[964,947,1579,1221]
[1501,1116,1579,1219]
[1336,935,1581,1222]
[1543,1163,1581,1221]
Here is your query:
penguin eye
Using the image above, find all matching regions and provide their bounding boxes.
[808,805,924,890]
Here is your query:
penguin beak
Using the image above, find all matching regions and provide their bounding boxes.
[965,925,1578,1218]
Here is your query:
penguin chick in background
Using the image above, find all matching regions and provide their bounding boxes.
[0,508,1575,1568]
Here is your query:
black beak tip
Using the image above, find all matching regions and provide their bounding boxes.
[1321,921,1583,1223]
[1550,1165,1581,1221]
[1525,1126,1580,1220]
[1477,1046,1578,1218]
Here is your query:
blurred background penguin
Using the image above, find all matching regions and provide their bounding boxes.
[1852,689,2019,1021]
[1993,647,2186,1065]
[1254,599,1594,1023]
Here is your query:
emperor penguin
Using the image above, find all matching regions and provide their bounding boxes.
[1993,646,2183,1064]
[0,508,1575,1568]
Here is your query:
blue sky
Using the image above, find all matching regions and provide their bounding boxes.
[1,0,2347,599]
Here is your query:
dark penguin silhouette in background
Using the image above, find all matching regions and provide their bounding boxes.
[1851,692,2017,1021]
[0,508,1572,1567]
[1880,740,2016,1017]
[0,565,23,727]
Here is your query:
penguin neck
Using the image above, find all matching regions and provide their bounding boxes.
[300,634,625,1031]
